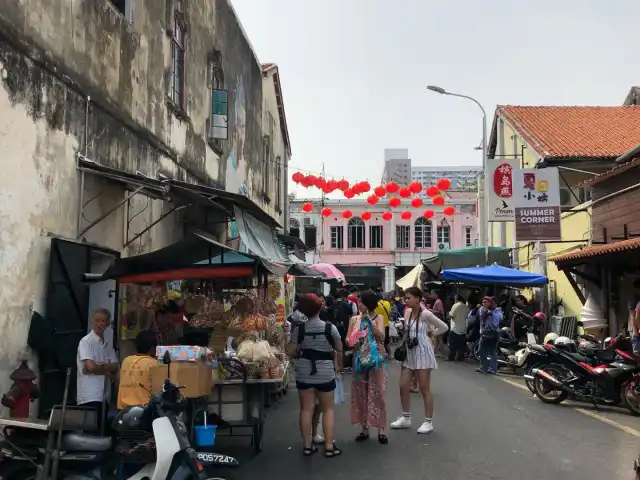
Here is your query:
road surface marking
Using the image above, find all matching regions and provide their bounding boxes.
[493,373,640,437]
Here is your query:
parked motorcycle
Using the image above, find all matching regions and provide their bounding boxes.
[530,338,640,415]
[0,354,237,480]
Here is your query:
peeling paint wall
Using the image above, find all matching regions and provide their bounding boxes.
[0,0,275,412]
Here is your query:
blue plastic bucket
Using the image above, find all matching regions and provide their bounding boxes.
[194,425,217,446]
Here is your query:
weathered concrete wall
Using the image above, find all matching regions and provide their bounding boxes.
[0,0,273,410]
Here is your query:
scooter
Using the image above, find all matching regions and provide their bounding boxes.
[0,353,236,480]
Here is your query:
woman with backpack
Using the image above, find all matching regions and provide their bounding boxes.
[347,290,389,445]
[285,294,343,458]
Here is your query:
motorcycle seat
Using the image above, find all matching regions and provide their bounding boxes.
[529,344,547,353]
[62,433,112,452]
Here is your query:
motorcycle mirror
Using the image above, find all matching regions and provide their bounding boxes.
[162,350,172,379]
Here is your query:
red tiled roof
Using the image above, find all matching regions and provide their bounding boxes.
[498,106,640,159]
[261,63,276,72]
[581,157,640,187]
[551,237,640,264]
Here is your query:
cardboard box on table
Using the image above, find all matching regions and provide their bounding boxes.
[150,362,213,398]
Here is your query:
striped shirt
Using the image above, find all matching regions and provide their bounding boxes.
[290,316,341,384]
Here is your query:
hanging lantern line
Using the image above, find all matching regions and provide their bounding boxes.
[289,165,371,183]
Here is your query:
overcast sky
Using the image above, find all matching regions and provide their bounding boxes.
[231,0,640,199]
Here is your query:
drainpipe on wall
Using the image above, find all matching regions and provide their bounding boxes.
[615,144,640,164]
[284,157,290,232]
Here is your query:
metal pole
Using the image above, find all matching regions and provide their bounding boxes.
[77,186,145,238]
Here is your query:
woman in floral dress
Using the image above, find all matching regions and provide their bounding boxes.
[347,290,388,444]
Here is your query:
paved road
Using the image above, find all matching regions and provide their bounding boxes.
[213,361,640,480]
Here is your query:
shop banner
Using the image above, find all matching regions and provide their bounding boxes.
[514,167,562,241]
[486,158,519,222]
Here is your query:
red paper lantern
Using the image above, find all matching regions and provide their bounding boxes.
[409,181,423,194]
[302,202,313,212]
[367,195,379,206]
[385,181,399,194]
[315,177,326,189]
[307,175,317,185]
[362,211,372,221]
[382,212,393,221]
[410,197,423,208]
[436,178,452,191]
[426,185,439,197]
[423,209,435,219]
[292,172,304,183]
[432,195,445,206]
[388,196,401,208]
[443,206,455,216]
[344,189,355,199]
[351,183,362,194]
[322,185,332,194]
[374,185,387,197]
[321,207,332,217]
[337,179,350,191]
[342,209,353,219]
[398,187,411,198]
[360,181,371,193]
[326,180,338,191]
[401,211,412,220]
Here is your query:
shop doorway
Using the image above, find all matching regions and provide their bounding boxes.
[38,238,118,417]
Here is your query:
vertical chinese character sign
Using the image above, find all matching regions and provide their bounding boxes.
[486,158,518,221]
[514,167,562,241]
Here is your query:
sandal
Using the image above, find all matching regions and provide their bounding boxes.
[378,434,388,444]
[303,445,318,456]
[325,443,342,458]
[355,432,369,442]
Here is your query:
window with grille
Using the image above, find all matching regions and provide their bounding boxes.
[331,226,343,249]
[348,217,365,248]
[370,225,383,249]
[414,218,432,248]
[396,225,409,249]
[170,17,185,107]
[304,226,317,249]
[465,226,473,247]
[437,225,451,245]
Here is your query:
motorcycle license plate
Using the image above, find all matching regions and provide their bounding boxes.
[196,452,239,467]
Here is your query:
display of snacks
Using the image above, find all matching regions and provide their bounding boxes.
[268,367,279,379]
[244,362,260,379]
[267,280,281,301]
[259,365,269,380]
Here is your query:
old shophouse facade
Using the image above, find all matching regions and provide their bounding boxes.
[0,0,291,412]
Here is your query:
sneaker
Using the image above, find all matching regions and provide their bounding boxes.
[312,434,324,444]
[417,421,433,434]
[390,416,412,429]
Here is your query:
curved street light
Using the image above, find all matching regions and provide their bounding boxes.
[426,85,488,246]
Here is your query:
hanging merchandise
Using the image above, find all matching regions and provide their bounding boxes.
[388,196,401,208]
[292,172,304,183]
[409,181,423,194]
[410,197,423,208]
[302,202,313,212]
[374,185,387,197]
[344,188,355,199]
[398,187,411,198]
[382,212,393,221]
[362,211,372,221]
[342,209,353,219]
[385,181,399,194]
[425,185,439,197]
[443,206,455,216]
[337,179,350,191]
[436,178,452,191]
[321,207,332,217]
[401,211,412,220]
[423,209,435,219]
[432,196,445,206]
[367,194,379,206]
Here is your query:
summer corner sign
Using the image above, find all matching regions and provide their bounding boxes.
[514,167,562,241]
[486,158,518,221]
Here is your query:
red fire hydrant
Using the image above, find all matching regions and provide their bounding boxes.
[1,360,39,418]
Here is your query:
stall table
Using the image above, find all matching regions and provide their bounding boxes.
[197,361,289,454]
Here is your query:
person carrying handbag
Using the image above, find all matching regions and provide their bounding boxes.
[346,290,389,445]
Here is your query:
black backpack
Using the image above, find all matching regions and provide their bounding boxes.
[297,322,336,350]
[334,299,353,329]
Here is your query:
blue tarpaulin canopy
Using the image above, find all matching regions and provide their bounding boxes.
[439,264,548,287]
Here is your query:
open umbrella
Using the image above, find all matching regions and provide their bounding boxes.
[310,263,346,283]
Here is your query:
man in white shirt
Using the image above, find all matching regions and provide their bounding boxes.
[77,308,118,431]
[447,295,470,361]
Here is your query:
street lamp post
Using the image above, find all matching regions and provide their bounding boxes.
[426,85,488,246]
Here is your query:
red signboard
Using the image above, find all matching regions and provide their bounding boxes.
[493,163,513,198]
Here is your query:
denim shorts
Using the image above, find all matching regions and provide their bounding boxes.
[632,335,640,354]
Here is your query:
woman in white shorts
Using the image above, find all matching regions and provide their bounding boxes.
[390,286,448,434]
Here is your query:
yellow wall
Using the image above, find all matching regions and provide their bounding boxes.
[489,116,591,317]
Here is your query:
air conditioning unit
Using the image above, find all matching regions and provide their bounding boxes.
[303,217,313,226]
[559,187,591,209]
[437,242,450,251]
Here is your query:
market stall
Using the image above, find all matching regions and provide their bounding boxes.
[101,231,295,454]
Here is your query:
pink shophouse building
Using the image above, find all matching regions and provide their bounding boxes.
[289,191,477,290]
